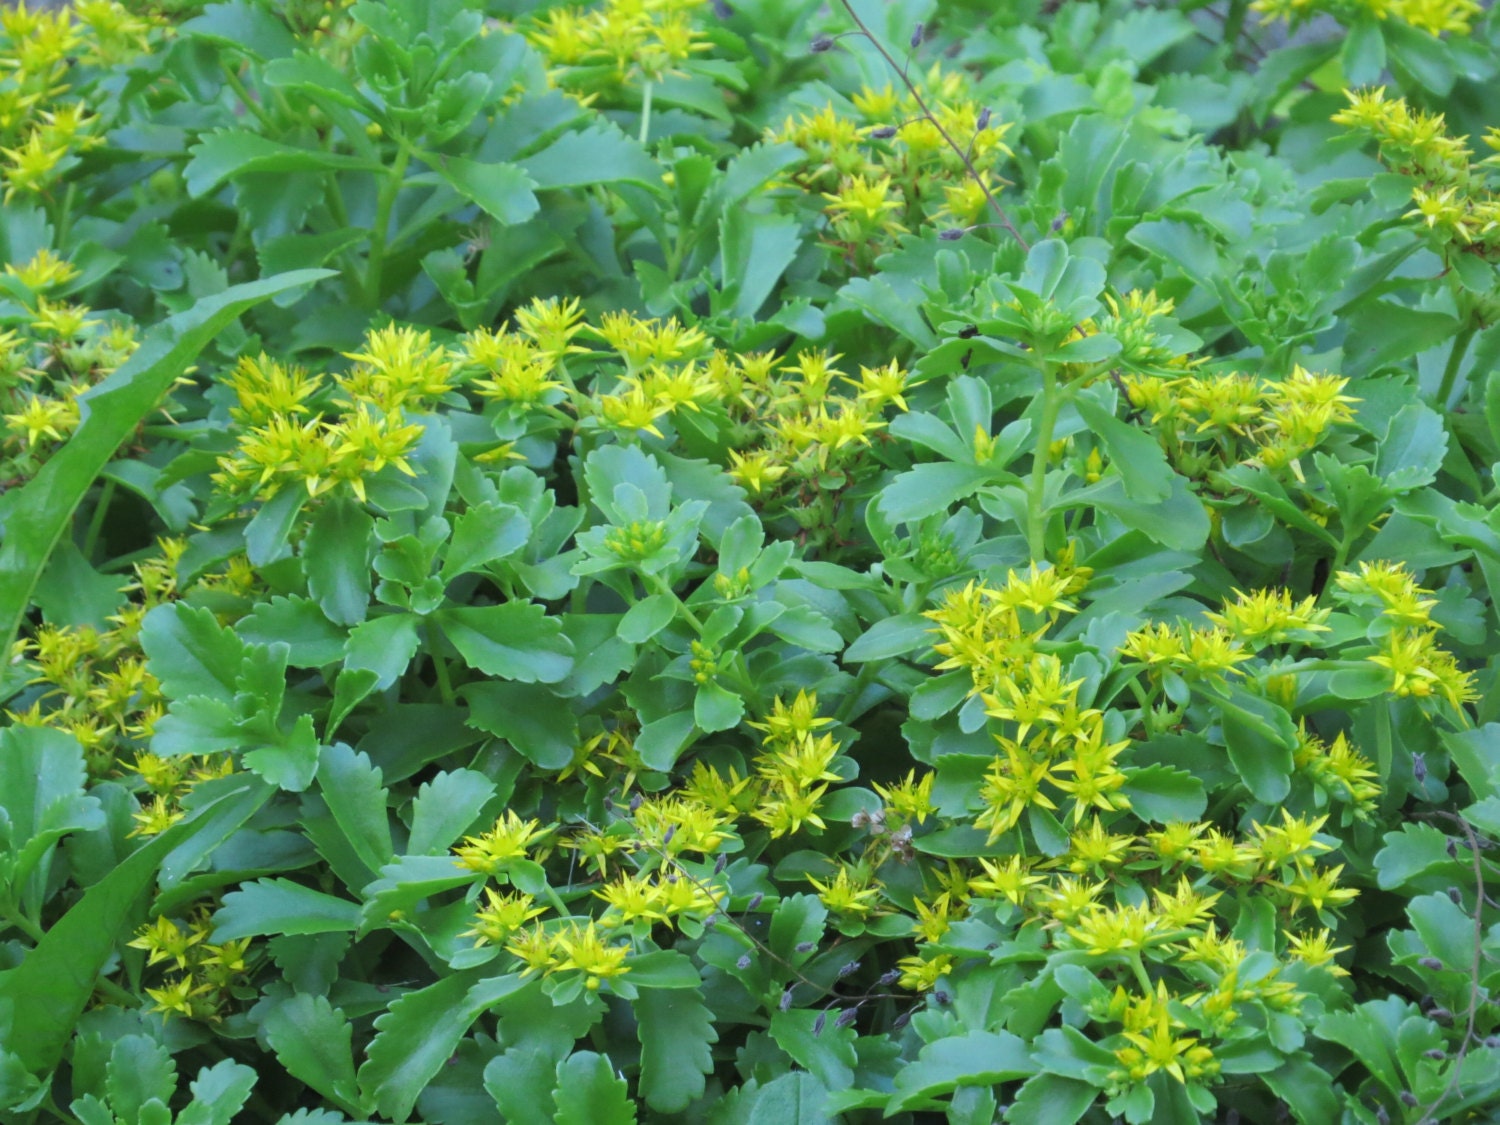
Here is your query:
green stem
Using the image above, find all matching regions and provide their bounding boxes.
[832,663,878,725]
[639,81,654,146]
[364,137,413,308]
[1436,322,1476,410]
[2,905,44,943]
[1026,366,1061,562]
[1375,699,1394,787]
[1126,951,1153,993]
[83,479,115,563]
[425,624,455,705]
[220,59,279,133]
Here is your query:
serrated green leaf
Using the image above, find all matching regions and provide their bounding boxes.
[258,992,360,1113]
[407,769,496,856]
[442,501,531,581]
[636,988,717,1112]
[317,743,393,873]
[436,158,540,225]
[212,877,359,940]
[175,1059,258,1125]
[436,604,574,683]
[1004,1074,1098,1125]
[141,603,245,702]
[552,1051,636,1125]
[304,495,375,627]
[521,125,660,190]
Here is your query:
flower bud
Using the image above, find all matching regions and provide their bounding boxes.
[714,853,728,874]
[780,988,794,1011]
[835,1008,859,1028]
[910,23,924,48]
[813,1010,828,1036]
[879,969,901,985]
[810,34,835,53]
[736,953,753,970]
[1419,956,1444,970]
[747,892,764,911]
[837,959,861,978]
[1430,1007,1454,1022]
[938,227,967,241]
[1448,886,1463,905]
[976,107,991,131]
[1412,752,1427,783]
[1400,1092,1419,1107]
[1425,1048,1446,1060]
[795,940,816,953]
[869,125,897,139]
[712,0,733,16]
[933,989,951,1005]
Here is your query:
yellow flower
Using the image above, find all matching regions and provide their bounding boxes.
[808,865,881,918]
[551,921,631,990]
[128,916,202,970]
[1115,1013,1216,1084]
[1284,928,1351,976]
[969,855,1044,906]
[896,952,954,991]
[462,888,546,946]
[872,770,937,826]
[452,810,549,874]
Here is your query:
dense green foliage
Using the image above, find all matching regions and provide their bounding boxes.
[1,0,1500,1122]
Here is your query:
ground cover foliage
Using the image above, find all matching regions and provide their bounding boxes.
[1,0,1500,1121]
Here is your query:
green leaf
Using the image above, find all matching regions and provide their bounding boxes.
[695,681,745,733]
[888,1030,1036,1112]
[621,950,702,988]
[1121,765,1206,823]
[180,2,299,59]
[1374,823,1456,890]
[1262,1053,1342,1124]
[1004,1074,1098,1125]
[436,604,574,683]
[768,894,826,965]
[258,993,359,1112]
[435,157,540,225]
[521,124,661,190]
[1216,689,1295,803]
[1377,402,1448,492]
[1073,396,1173,503]
[1406,891,1475,973]
[407,769,496,856]
[464,681,577,770]
[442,501,531,581]
[175,1059,258,1125]
[212,878,361,940]
[0,787,252,1075]
[344,612,421,690]
[740,1072,832,1124]
[1315,998,1409,1096]
[0,726,104,892]
[184,130,378,196]
[844,614,934,662]
[879,463,995,523]
[635,988,717,1112]
[551,1051,636,1125]
[304,495,375,627]
[722,208,802,320]
[140,603,245,703]
[769,1010,856,1091]
[237,596,347,667]
[484,1045,562,1125]
[106,1036,176,1123]
[358,971,484,1124]
[243,714,320,792]
[318,743,393,873]
[619,593,677,644]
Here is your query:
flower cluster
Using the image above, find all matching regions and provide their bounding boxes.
[1337,560,1476,708]
[454,300,910,547]
[0,249,138,480]
[770,66,1013,263]
[212,327,444,502]
[1124,364,1358,476]
[127,911,255,1022]
[6,538,249,837]
[1251,0,1483,36]
[0,1,155,199]
[1334,86,1500,258]
[524,0,710,94]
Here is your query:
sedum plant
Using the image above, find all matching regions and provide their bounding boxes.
[0,1,1498,1125]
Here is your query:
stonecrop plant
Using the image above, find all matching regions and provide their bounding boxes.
[1,1,1500,1124]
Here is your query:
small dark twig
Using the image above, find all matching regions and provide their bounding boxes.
[831,0,1029,252]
